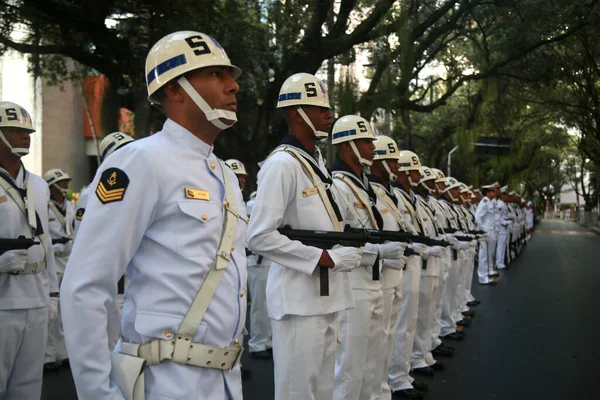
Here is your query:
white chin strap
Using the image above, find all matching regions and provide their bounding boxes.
[52,183,68,197]
[409,173,420,187]
[382,160,397,181]
[178,77,237,130]
[421,181,434,194]
[296,107,329,139]
[349,141,372,167]
[447,189,459,202]
[0,129,29,157]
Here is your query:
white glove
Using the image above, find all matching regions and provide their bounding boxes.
[0,249,28,274]
[52,243,66,257]
[62,240,74,256]
[409,242,428,256]
[383,258,407,270]
[378,242,409,261]
[328,246,362,272]
[423,246,444,259]
[448,236,462,250]
[48,297,59,326]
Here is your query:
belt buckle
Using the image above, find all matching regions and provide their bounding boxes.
[230,345,244,371]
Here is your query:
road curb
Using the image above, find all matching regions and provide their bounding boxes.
[575,221,600,235]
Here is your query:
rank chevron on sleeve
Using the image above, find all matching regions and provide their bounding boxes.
[95,168,130,204]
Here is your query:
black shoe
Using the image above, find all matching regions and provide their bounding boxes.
[439,343,455,351]
[61,358,70,369]
[441,331,464,341]
[411,366,435,376]
[411,380,429,392]
[432,345,454,357]
[44,362,61,372]
[250,350,272,360]
[393,389,424,399]
[466,300,480,307]
[489,272,500,278]
[266,347,273,355]
[479,281,497,286]
[456,319,471,327]
[241,367,251,380]
[430,361,445,371]
[461,310,476,317]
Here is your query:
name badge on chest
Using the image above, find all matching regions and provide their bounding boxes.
[185,188,210,201]
[0,195,6,203]
[302,187,318,197]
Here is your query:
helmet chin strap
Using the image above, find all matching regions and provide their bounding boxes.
[0,129,29,157]
[382,160,397,181]
[178,77,237,130]
[52,183,69,197]
[409,173,420,187]
[420,181,434,195]
[296,107,329,139]
[447,189,459,202]
[349,141,372,167]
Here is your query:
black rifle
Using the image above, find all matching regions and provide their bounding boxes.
[344,227,451,248]
[277,226,371,296]
[52,237,71,245]
[0,236,39,255]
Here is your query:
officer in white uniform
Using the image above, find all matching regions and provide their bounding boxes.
[388,151,430,399]
[245,186,273,359]
[330,118,407,400]
[526,201,534,236]
[369,136,414,400]
[247,73,362,400]
[495,186,510,270]
[475,183,498,285]
[0,101,59,400]
[74,132,135,350]
[43,168,75,369]
[60,31,248,400]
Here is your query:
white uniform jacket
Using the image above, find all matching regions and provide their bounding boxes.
[0,165,58,309]
[60,119,248,400]
[247,136,353,320]
[475,197,495,234]
[48,199,75,275]
[370,177,406,289]
[331,161,381,291]
[496,199,509,234]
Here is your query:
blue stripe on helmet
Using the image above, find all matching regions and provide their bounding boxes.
[147,54,188,85]
[399,162,412,167]
[102,141,117,159]
[332,129,357,140]
[374,150,387,155]
[278,92,302,102]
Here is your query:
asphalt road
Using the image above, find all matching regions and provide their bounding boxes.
[42,218,600,400]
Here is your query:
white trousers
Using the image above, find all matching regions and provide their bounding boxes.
[411,270,437,369]
[477,234,497,284]
[272,313,338,400]
[106,294,124,351]
[334,289,384,400]
[450,253,465,328]
[44,300,68,363]
[248,265,272,352]
[428,253,450,362]
[464,246,477,302]
[378,285,402,400]
[388,257,421,392]
[0,307,48,400]
[496,232,508,268]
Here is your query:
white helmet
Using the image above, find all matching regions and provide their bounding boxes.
[398,150,421,187]
[373,135,399,181]
[99,132,134,161]
[442,176,462,201]
[331,115,376,167]
[420,166,436,182]
[225,159,247,176]
[277,73,331,138]
[145,31,241,130]
[430,168,446,183]
[0,102,35,157]
[44,168,71,197]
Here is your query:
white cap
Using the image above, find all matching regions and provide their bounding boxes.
[225,159,247,176]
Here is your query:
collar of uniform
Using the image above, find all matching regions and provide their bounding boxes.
[279,135,316,159]
[331,159,368,189]
[0,163,26,188]
[163,119,214,158]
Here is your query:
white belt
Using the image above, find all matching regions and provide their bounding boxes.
[120,339,243,371]
[12,261,46,275]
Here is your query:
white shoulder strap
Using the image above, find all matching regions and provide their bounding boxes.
[397,191,422,234]
[274,147,342,232]
[333,173,378,229]
[171,159,241,361]
[372,185,407,231]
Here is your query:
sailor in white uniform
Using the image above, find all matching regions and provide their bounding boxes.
[43,168,75,369]
[247,73,362,400]
[0,101,59,400]
[60,31,248,400]
[475,183,498,285]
